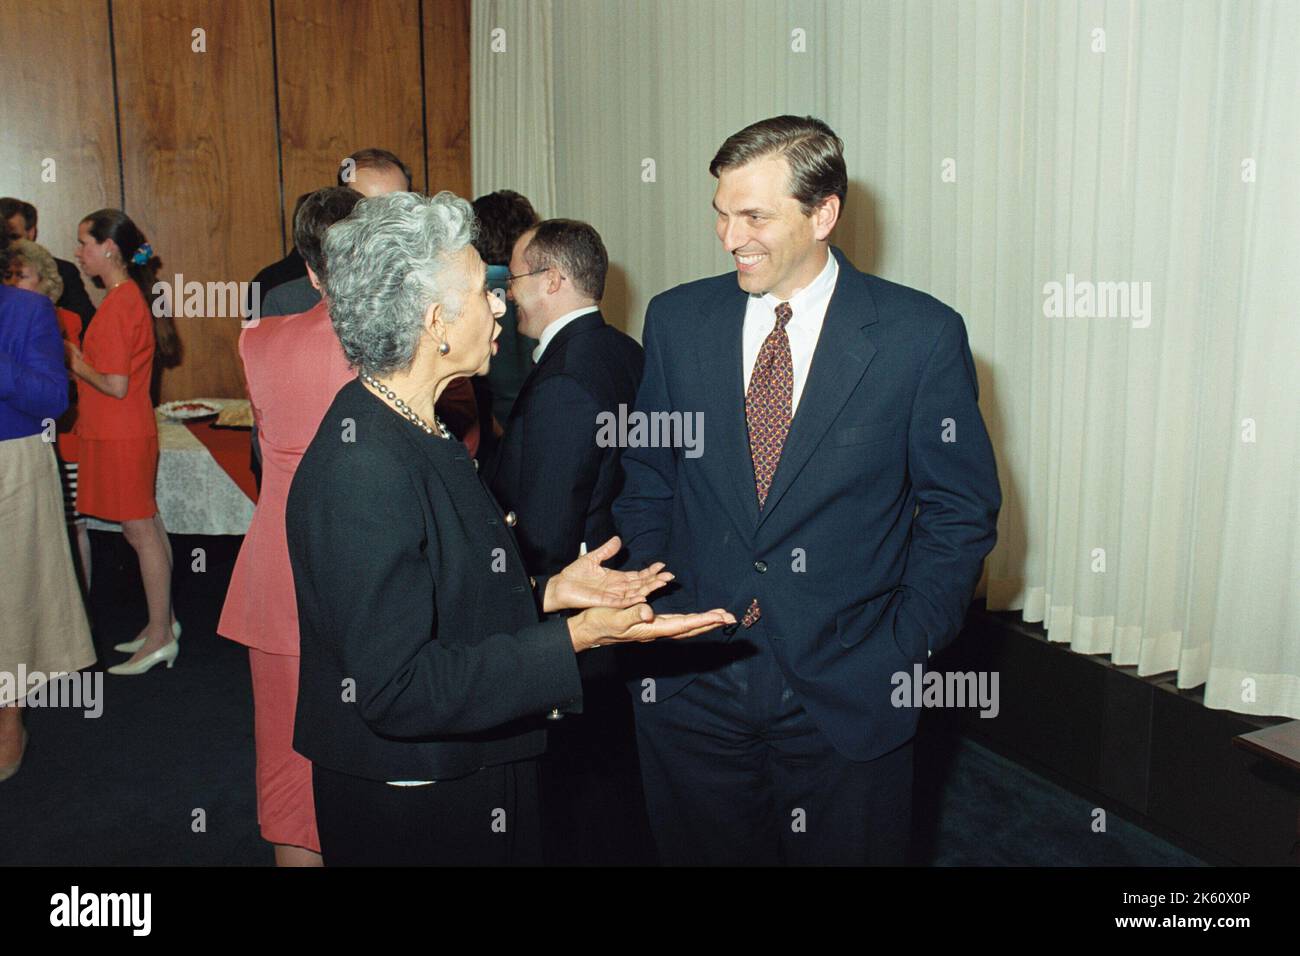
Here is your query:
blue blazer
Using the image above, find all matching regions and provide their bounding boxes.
[0,285,68,441]
[612,246,1001,760]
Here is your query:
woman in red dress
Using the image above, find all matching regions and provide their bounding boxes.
[67,209,181,675]
[217,186,363,866]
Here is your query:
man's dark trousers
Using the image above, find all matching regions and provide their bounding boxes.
[631,616,914,866]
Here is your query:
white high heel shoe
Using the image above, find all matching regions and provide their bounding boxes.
[114,620,181,654]
[107,638,179,675]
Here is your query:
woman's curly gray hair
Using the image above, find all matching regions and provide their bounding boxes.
[323,191,477,376]
[6,239,64,303]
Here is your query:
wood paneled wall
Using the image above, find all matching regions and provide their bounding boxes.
[277,0,427,227]
[113,0,283,402]
[423,0,472,198]
[0,0,471,400]
[0,1,122,283]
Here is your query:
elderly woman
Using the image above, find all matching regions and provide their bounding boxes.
[0,253,95,781]
[286,191,733,865]
[4,239,90,592]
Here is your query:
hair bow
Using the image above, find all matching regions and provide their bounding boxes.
[131,242,153,266]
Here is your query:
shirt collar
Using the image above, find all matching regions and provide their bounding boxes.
[532,305,600,363]
[755,248,839,316]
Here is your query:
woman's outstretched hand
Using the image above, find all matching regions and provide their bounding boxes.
[567,603,737,652]
[543,536,674,612]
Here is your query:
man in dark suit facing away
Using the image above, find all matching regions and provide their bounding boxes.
[488,218,652,864]
[612,115,1002,865]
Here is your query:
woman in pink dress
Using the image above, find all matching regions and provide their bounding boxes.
[217,188,361,866]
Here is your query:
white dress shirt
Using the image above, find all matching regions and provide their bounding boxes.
[741,250,839,414]
[532,305,601,363]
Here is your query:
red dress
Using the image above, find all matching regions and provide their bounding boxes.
[74,282,158,521]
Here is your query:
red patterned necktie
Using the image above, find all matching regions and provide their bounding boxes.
[741,301,793,627]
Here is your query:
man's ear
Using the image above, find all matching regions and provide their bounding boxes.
[812,195,841,242]
[306,264,322,292]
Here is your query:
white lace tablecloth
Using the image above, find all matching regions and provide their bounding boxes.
[84,398,255,536]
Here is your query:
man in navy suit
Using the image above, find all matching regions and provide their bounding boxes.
[489,218,651,864]
[490,219,644,574]
[613,115,1001,865]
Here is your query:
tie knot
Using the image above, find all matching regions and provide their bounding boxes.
[774,301,792,329]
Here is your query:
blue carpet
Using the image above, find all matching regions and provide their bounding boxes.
[915,736,1205,865]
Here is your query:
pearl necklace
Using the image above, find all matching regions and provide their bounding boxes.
[361,372,452,439]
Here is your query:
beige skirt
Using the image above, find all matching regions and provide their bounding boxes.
[0,433,95,706]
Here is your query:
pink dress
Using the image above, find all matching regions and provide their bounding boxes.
[218,299,355,851]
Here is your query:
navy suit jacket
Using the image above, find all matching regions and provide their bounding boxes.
[488,311,644,578]
[612,246,1001,761]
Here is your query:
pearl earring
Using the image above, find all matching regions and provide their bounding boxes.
[438,341,450,355]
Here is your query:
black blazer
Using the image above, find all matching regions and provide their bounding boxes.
[613,246,1001,762]
[487,311,644,576]
[287,378,583,782]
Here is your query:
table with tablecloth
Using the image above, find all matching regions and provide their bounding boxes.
[84,398,257,536]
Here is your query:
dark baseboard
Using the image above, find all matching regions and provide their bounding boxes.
[929,604,1300,866]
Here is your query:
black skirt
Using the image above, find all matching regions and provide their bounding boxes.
[312,759,542,866]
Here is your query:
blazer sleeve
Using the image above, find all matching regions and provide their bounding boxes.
[0,296,69,422]
[296,439,582,739]
[894,310,1001,657]
[611,299,677,571]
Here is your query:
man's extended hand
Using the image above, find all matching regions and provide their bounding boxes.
[567,603,737,652]
[543,535,673,612]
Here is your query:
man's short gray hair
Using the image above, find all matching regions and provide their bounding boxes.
[324,191,476,376]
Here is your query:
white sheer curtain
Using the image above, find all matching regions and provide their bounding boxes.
[471,0,1300,719]
[471,0,556,216]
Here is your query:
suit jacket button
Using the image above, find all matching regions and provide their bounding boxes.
[505,510,517,527]
[754,560,767,573]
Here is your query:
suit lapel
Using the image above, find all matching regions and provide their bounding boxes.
[697,284,760,532]
[758,249,880,528]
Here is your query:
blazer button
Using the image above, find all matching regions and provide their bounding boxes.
[505,511,517,527]
[754,560,768,573]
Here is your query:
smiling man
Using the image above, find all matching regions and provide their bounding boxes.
[613,115,1002,865]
